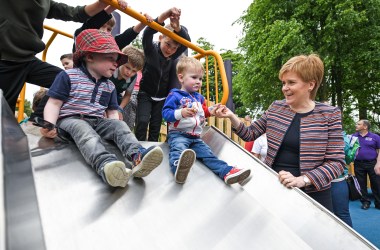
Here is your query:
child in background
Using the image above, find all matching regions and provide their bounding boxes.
[123,71,142,131]
[162,56,251,184]
[60,53,74,70]
[41,29,163,188]
[136,7,191,142]
[110,46,144,121]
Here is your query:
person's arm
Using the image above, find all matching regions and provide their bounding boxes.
[106,109,119,120]
[83,1,109,17]
[120,91,131,109]
[41,97,63,139]
[215,105,243,128]
[48,1,106,22]
[104,0,128,14]
[162,92,180,122]
[375,149,380,175]
[302,107,345,190]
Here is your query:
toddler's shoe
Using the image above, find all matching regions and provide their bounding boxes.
[132,146,163,178]
[224,167,251,185]
[100,161,131,187]
[175,149,196,184]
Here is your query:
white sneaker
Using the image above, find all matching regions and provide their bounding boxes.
[101,161,131,187]
[175,149,196,184]
[132,146,164,178]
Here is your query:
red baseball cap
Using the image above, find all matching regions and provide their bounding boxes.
[73,29,128,67]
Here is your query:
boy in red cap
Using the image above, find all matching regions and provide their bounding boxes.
[41,29,163,188]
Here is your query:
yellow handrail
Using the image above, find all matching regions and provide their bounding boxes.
[99,0,229,104]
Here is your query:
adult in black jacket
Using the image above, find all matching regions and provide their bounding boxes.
[0,0,108,112]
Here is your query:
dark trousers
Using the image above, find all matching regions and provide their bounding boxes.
[307,188,333,212]
[0,58,62,112]
[135,91,165,142]
[354,160,380,206]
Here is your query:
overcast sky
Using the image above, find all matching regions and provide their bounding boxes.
[26,0,252,101]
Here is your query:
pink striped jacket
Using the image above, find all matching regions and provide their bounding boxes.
[234,100,345,192]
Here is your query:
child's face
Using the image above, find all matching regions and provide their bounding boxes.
[179,67,204,93]
[61,58,73,70]
[159,36,180,58]
[118,61,140,80]
[99,24,114,33]
[87,53,118,79]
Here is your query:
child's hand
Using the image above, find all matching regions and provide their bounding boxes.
[170,15,180,32]
[181,107,197,118]
[117,0,128,10]
[40,128,57,139]
[143,13,153,23]
[118,111,123,121]
[209,103,221,116]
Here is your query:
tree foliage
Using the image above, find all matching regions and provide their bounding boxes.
[234,0,380,131]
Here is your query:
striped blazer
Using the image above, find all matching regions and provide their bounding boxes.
[235,100,345,192]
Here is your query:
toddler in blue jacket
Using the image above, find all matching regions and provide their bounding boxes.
[162,56,251,184]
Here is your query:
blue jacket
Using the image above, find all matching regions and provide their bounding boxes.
[162,89,211,136]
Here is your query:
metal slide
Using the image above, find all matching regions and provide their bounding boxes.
[1,101,377,249]
[25,128,377,250]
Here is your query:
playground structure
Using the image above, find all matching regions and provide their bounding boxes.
[4,1,379,249]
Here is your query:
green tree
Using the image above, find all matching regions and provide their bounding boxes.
[235,0,380,131]
[24,99,33,117]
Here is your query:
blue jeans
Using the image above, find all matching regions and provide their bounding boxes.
[168,132,232,179]
[331,180,353,227]
[58,116,141,175]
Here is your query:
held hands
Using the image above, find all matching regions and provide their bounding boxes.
[278,171,307,188]
[181,107,198,118]
[40,128,58,139]
[214,105,233,118]
[209,103,221,116]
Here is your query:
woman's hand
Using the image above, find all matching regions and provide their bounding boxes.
[278,170,307,188]
[214,105,231,118]
[40,128,58,139]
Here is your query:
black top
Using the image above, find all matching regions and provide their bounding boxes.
[272,110,313,177]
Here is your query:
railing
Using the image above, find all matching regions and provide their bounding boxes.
[16,0,250,148]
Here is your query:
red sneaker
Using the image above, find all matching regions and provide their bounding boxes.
[224,167,251,185]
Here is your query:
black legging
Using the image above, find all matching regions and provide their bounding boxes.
[0,58,62,112]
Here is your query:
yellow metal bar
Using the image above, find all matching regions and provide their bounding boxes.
[214,59,219,103]
[42,33,58,62]
[43,25,74,39]
[205,57,210,107]
[16,85,26,123]
[100,0,229,104]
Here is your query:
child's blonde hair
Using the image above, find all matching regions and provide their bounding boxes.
[121,45,145,70]
[176,56,204,75]
[279,54,324,100]
[32,88,48,111]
